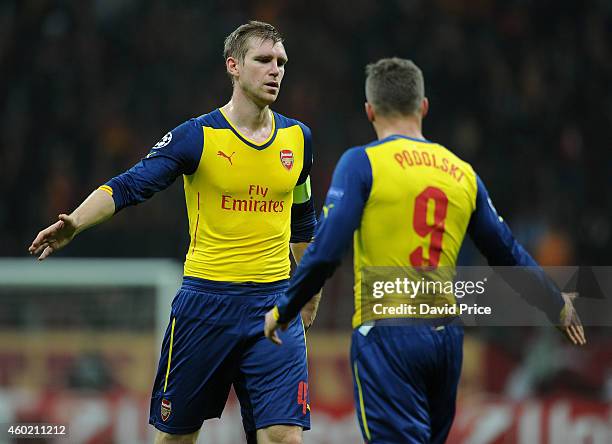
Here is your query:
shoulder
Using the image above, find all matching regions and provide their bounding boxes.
[273,111,311,138]
[193,109,232,130]
[336,145,372,173]
[149,118,203,149]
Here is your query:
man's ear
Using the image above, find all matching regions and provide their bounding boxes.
[365,102,375,122]
[226,56,240,80]
[421,97,429,118]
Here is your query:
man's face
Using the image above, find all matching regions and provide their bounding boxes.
[234,37,287,106]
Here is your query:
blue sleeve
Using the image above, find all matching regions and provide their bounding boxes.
[105,119,203,212]
[277,147,372,323]
[296,122,312,186]
[468,175,564,321]
[290,199,317,243]
[290,123,316,242]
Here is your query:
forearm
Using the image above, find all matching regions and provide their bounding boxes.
[469,175,564,321]
[290,242,322,325]
[72,189,116,235]
[290,242,309,263]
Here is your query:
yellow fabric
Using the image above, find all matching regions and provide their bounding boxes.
[163,317,176,392]
[353,138,477,327]
[354,362,371,440]
[98,185,113,196]
[293,176,312,204]
[183,117,305,282]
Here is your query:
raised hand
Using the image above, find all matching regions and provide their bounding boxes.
[28,214,78,261]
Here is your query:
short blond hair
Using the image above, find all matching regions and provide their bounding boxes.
[223,21,283,62]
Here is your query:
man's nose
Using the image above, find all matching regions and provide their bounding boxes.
[269,62,280,76]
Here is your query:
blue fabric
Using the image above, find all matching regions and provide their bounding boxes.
[106,118,204,212]
[149,278,310,434]
[277,146,372,322]
[296,122,312,186]
[290,121,315,242]
[290,199,316,243]
[351,325,463,443]
[181,275,289,296]
[467,176,564,321]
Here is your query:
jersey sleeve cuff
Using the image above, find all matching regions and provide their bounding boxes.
[98,185,114,197]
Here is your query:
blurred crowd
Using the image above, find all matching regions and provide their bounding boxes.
[1,0,612,406]
[1,1,611,262]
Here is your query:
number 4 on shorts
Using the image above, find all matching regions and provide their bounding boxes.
[297,381,308,414]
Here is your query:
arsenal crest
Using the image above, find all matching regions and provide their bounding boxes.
[280,149,294,171]
[161,398,172,422]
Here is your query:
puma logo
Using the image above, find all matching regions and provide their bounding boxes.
[217,150,236,165]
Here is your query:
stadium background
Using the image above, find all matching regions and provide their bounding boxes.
[1,0,611,442]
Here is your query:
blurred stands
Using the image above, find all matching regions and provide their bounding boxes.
[1,3,612,437]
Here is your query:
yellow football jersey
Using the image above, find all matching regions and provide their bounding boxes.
[102,108,314,283]
[353,136,477,326]
[276,134,564,329]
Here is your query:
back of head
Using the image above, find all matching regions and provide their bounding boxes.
[365,58,425,117]
[223,20,283,62]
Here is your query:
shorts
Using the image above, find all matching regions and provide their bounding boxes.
[351,321,463,443]
[149,276,310,435]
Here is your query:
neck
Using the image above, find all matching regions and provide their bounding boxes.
[222,87,271,130]
[372,114,425,141]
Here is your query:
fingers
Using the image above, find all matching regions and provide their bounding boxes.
[270,330,283,346]
[58,214,74,227]
[29,219,64,252]
[29,231,48,252]
[565,323,586,346]
[31,242,49,256]
[572,312,586,345]
[565,326,579,345]
[572,324,586,345]
[264,325,283,345]
[38,245,55,261]
[559,292,587,346]
[577,325,586,345]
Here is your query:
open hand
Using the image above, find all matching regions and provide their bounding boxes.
[28,214,78,260]
[558,292,586,346]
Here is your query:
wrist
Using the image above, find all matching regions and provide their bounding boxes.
[71,212,84,235]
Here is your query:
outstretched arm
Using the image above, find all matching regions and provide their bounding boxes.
[29,189,115,260]
[29,119,203,261]
[468,175,585,345]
